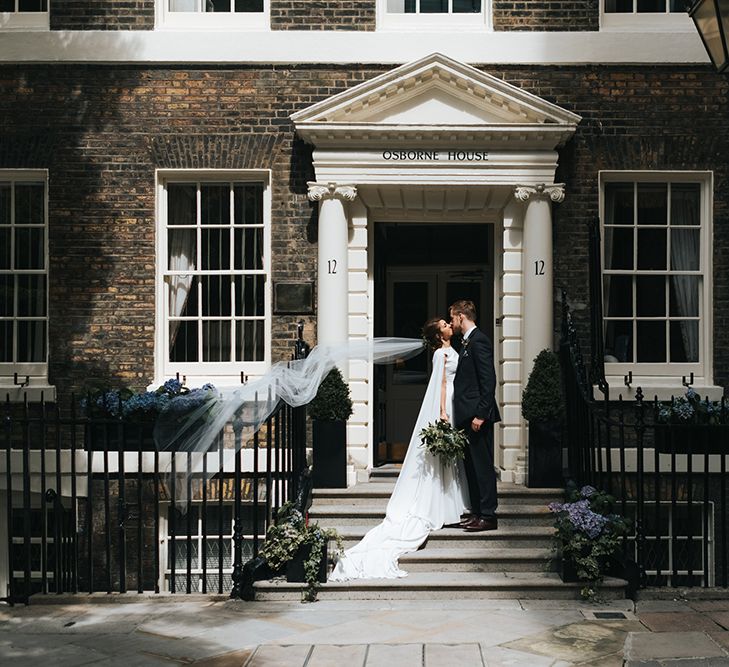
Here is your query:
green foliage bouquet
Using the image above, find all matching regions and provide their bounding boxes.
[549,483,631,600]
[419,419,468,466]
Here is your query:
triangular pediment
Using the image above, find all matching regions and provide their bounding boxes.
[292,53,581,148]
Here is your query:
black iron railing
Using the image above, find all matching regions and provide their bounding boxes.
[1,339,309,604]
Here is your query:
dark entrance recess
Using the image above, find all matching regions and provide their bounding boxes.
[374,223,494,466]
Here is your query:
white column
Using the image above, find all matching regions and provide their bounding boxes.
[514,183,565,385]
[307,182,357,345]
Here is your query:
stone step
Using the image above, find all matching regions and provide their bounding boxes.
[309,505,553,528]
[332,525,556,549]
[368,465,401,482]
[312,483,561,508]
[253,571,627,601]
[399,547,556,572]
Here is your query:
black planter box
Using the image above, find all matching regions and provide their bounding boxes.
[527,420,563,488]
[286,543,327,583]
[312,420,347,488]
[654,424,729,455]
[559,555,581,583]
[85,421,157,451]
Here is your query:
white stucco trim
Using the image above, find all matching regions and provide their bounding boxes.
[0,30,708,65]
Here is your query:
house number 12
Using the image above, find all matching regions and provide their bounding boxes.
[328,259,338,274]
[534,260,545,276]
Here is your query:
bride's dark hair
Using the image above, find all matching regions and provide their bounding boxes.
[422,317,444,351]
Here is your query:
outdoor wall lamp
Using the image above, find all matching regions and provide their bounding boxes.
[688,0,729,73]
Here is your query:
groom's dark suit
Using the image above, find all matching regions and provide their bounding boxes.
[453,327,501,519]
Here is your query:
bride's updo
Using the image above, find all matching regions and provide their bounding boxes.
[422,317,444,351]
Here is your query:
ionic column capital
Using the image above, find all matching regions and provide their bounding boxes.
[514,183,565,204]
[307,182,358,202]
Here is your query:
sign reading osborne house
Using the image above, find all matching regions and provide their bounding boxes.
[381,150,489,161]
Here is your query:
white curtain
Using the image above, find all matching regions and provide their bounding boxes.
[168,189,197,353]
[670,188,700,362]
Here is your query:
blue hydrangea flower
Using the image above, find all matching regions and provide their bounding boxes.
[686,387,697,400]
[122,391,160,417]
[580,485,596,498]
[163,378,183,395]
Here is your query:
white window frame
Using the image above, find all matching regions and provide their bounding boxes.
[600,171,713,385]
[0,169,50,387]
[155,169,272,388]
[156,0,269,31]
[377,0,491,31]
[0,1,49,31]
[601,0,694,32]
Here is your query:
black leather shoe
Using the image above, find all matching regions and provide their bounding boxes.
[464,517,498,532]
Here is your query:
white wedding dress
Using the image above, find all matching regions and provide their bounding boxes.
[329,346,470,580]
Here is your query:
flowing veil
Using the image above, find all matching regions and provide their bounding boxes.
[154,338,425,507]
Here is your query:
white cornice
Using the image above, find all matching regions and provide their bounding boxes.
[0,30,708,65]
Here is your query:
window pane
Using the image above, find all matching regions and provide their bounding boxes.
[604,275,632,317]
[670,229,700,271]
[637,183,667,225]
[168,184,197,226]
[670,275,699,317]
[0,0,14,11]
[605,320,633,363]
[421,0,448,12]
[167,229,197,271]
[0,184,10,225]
[202,320,231,362]
[636,275,665,317]
[669,0,685,10]
[170,320,198,362]
[605,0,633,11]
[235,0,263,11]
[241,506,265,535]
[169,540,199,569]
[205,505,232,534]
[637,229,666,270]
[17,320,46,362]
[671,321,699,362]
[604,227,634,270]
[201,184,230,226]
[169,0,195,10]
[169,275,198,319]
[637,321,666,362]
[18,0,48,9]
[17,275,46,317]
[453,0,480,12]
[15,227,44,270]
[207,0,231,11]
[637,0,665,11]
[671,183,700,225]
[388,0,416,11]
[0,275,12,316]
[201,229,230,270]
[205,539,233,569]
[201,275,231,317]
[236,319,265,362]
[0,229,10,269]
[235,275,265,316]
[233,184,263,226]
[167,507,199,535]
[14,183,44,224]
[234,227,263,270]
[205,572,233,593]
[0,321,12,362]
[605,182,634,225]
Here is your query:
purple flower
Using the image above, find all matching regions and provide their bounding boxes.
[580,485,596,498]
[163,378,183,395]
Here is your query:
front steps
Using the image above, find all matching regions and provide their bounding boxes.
[253,467,628,601]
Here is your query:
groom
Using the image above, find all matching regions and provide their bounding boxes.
[450,300,501,532]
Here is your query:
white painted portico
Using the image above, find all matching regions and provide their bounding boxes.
[292,53,581,485]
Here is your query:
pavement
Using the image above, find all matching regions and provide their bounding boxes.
[1,595,728,666]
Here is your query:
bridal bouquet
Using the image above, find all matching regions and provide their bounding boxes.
[419,419,468,466]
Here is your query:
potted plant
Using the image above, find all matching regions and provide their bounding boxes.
[522,349,564,488]
[655,388,729,454]
[260,502,342,602]
[308,367,353,488]
[549,484,631,600]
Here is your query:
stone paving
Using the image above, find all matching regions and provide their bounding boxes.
[0,595,728,666]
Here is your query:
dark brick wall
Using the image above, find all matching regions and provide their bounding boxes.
[493,1,599,31]
[50,1,155,30]
[271,0,376,30]
[1,64,728,399]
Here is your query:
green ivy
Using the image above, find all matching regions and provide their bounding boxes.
[308,367,354,422]
[522,349,564,423]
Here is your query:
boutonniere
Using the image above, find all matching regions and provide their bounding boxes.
[463,339,471,350]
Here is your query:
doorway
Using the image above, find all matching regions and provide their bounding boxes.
[373,223,494,465]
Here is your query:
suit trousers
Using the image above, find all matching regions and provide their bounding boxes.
[462,422,498,518]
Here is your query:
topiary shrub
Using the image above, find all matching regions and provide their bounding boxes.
[308,367,353,422]
[522,349,564,423]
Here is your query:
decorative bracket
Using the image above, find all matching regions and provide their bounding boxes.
[514,183,565,203]
[307,182,358,202]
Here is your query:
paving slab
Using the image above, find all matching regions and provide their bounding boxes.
[519,599,635,612]
[636,600,693,613]
[424,642,484,666]
[709,632,729,651]
[503,620,644,664]
[624,631,728,662]
[689,601,729,613]
[707,613,729,631]
[638,612,724,633]
[0,635,110,667]
[190,648,256,666]
[480,645,557,666]
[364,643,423,667]
[307,644,368,667]
[246,644,311,667]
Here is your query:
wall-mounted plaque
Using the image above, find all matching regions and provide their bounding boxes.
[274,281,314,314]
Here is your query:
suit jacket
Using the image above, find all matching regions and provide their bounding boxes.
[453,327,501,428]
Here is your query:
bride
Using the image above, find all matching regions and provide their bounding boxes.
[329,317,470,581]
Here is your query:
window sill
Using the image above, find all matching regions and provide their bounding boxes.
[0,382,56,403]
[157,14,269,31]
[0,13,49,31]
[598,378,723,401]
[600,13,695,32]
